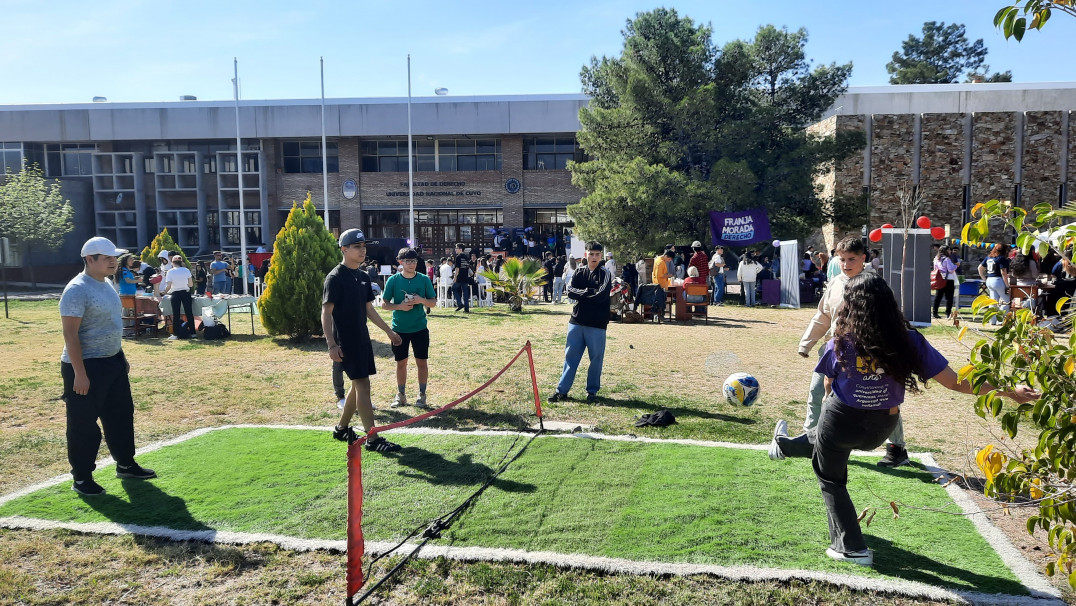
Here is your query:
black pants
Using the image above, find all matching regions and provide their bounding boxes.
[332,360,345,399]
[933,280,955,317]
[543,280,553,302]
[61,353,136,481]
[170,290,195,338]
[813,394,899,554]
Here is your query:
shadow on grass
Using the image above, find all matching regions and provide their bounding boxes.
[377,405,536,431]
[79,479,213,532]
[595,396,757,425]
[869,535,1029,595]
[386,446,537,493]
[848,459,939,485]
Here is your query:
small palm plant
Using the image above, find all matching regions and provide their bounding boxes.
[480,257,549,312]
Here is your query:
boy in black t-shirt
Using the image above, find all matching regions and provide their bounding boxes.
[452,242,472,313]
[323,229,403,452]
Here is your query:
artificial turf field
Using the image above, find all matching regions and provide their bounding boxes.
[0,426,1044,601]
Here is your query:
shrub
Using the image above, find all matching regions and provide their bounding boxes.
[258,194,339,339]
[962,198,1076,585]
[480,257,548,312]
[140,228,188,268]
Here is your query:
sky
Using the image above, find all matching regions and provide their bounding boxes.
[1,0,1074,105]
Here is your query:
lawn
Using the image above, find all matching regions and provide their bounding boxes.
[0,298,1062,605]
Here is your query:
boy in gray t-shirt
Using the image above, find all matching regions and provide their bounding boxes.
[60,237,158,496]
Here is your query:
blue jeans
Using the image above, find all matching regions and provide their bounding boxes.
[211,279,229,295]
[712,273,725,304]
[452,283,469,311]
[556,323,607,396]
[553,277,565,303]
[743,281,756,306]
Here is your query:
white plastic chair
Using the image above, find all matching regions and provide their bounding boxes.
[437,282,451,308]
[253,277,263,298]
[477,283,493,307]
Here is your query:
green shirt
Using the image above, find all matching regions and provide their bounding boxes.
[383,272,436,333]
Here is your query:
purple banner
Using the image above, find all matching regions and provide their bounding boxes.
[709,208,772,248]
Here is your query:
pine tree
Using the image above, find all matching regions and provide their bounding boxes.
[258,194,339,339]
[140,228,188,268]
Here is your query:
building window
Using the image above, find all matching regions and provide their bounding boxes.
[1,142,22,175]
[42,143,96,176]
[360,139,500,172]
[364,209,503,254]
[282,141,339,173]
[523,136,585,170]
[221,210,262,246]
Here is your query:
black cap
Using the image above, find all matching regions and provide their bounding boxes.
[339,229,365,247]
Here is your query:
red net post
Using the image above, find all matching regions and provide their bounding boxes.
[525,341,543,419]
[346,437,367,600]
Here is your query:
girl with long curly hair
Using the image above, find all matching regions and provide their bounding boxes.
[813,273,1037,567]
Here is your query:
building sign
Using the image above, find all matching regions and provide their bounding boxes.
[385,181,482,197]
[342,179,357,199]
[504,178,521,194]
[709,208,772,247]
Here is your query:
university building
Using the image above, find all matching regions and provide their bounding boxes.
[2,83,1076,278]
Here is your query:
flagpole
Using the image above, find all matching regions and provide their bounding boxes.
[321,57,330,230]
[407,54,415,248]
[233,57,248,296]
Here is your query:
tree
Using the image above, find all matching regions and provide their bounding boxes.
[479,257,548,312]
[571,10,862,260]
[0,162,74,287]
[140,229,188,269]
[961,199,1076,587]
[257,194,339,340]
[995,1,1076,40]
[886,21,1010,84]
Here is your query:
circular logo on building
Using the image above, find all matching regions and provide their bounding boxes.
[504,178,521,194]
[342,179,357,199]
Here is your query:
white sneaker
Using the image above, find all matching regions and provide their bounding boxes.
[826,548,873,566]
[769,419,788,461]
[337,398,346,409]
[415,394,428,409]
[167,335,179,340]
[391,392,406,408]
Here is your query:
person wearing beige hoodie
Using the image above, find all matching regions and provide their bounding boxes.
[768,236,912,468]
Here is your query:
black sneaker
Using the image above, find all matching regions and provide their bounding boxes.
[877,443,911,467]
[585,393,599,404]
[72,478,106,496]
[332,425,359,444]
[365,435,401,453]
[116,462,157,480]
[548,392,568,403]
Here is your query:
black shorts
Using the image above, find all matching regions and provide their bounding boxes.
[391,328,430,361]
[340,342,376,380]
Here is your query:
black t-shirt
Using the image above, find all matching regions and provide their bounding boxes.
[454,254,472,284]
[323,264,375,351]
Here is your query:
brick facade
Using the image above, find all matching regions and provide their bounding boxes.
[821,110,1073,252]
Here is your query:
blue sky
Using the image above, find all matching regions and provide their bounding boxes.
[2,0,1073,105]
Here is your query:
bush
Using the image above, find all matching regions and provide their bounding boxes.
[962,198,1076,585]
[480,257,548,312]
[257,194,339,339]
[140,228,188,268]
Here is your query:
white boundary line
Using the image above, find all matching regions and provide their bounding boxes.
[0,424,1063,605]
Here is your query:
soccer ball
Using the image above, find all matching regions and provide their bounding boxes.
[723,373,760,407]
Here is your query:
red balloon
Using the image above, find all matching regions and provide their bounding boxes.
[868,228,883,243]
[931,226,946,239]
[916,216,931,229]
[881,223,893,229]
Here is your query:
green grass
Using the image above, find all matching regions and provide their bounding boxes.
[0,427,1026,596]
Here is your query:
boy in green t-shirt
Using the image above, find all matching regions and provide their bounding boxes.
[381,247,438,408]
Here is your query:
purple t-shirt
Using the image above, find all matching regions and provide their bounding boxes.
[815,330,948,410]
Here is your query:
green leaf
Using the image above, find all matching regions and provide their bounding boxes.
[995,6,1013,27]
[1014,17,1027,41]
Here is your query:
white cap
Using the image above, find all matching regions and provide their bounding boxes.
[157,249,170,259]
[80,237,127,257]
